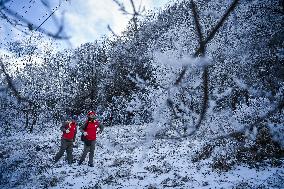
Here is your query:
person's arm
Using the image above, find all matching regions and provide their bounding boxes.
[80,122,88,136]
[73,123,77,142]
[79,122,87,132]
[98,122,104,134]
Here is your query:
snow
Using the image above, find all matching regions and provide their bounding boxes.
[1,123,282,189]
[0,0,283,188]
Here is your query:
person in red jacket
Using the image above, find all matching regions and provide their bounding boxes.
[78,111,103,167]
[54,115,77,165]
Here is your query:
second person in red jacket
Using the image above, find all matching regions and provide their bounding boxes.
[78,111,103,167]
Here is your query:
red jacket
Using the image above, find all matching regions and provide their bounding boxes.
[84,120,100,141]
[62,121,77,140]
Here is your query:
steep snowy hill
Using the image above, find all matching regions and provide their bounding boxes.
[0,124,283,189]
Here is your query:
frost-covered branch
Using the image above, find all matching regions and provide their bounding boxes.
[176,0,239,85]
[166,0,240,139]
[202,0,239,49]
[191,0,204,55]
[189,0,208,134]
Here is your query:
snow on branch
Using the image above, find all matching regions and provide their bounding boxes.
[176,0,240,86]
[162,0,240,139]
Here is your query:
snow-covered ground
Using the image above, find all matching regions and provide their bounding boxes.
[0,124,283,189]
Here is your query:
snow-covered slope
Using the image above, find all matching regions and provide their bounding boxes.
[1,124,283,189]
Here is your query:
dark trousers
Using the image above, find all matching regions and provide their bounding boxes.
[79,140,96,164]
[54,139,73,164]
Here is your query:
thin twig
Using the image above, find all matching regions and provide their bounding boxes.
[191,0,204,54]
[107,25,119,37]
[35,8,56,32]
[2,4,69,39]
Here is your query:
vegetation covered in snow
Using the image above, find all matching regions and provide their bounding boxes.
[0,0,283,188]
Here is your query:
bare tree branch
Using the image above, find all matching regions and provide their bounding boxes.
[191,0,204,54]
[107,24,119,37]
[0,11,30,35]
[203,0,239,46]
[137,0,145,13]
[0,1,69,39]
[0,60,28,102]
[35,8,57,32]
[129,0,138,31]
[112,0,127,14]
[129,0,137,14]
[167,98,179,119]
[176,0,239,85]
[112,0,144,32]
[167,0,240,139]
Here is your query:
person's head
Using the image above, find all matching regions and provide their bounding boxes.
[71,115,78,122]
[87,111,96,120]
